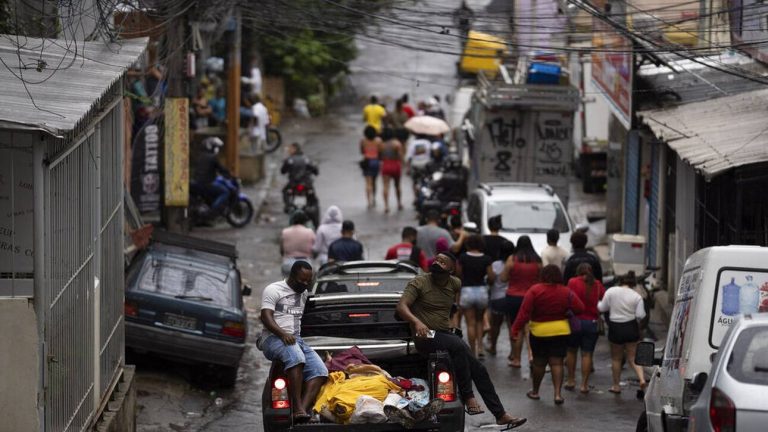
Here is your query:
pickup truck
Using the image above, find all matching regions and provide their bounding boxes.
[261,261,465,431]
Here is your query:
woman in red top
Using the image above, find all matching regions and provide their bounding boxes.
[565,263,605,394]
[499,235,541,368]
[511,265,585,405]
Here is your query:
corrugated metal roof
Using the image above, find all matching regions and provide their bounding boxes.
[640,88,768,179]
[0,35,147,137]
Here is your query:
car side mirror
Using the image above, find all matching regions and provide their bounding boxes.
[635,341,660,366]
[463,221,478,232]
[575,222,589,233]
[242,284,252,296]
[690,372,708,393]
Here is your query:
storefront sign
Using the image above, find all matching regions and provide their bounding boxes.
[591,0,633,129]
[0,141,34,297]
[164,98,189,207]
[130,117,163,213]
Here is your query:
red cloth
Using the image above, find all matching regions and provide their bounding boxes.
[386,242,428,271]
[505,259,540,297]
[567,276,606,320]
[402,104,416,118]
[325,346,372,372]
[511,283,585,336]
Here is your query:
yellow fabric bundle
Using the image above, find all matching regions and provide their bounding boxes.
[313,371,401,424]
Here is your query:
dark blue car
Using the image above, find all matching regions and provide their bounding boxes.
[125,231,250,386]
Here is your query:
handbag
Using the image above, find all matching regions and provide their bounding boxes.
[597,316,606,336]
[358,159,368,170]
[566,291,582,333]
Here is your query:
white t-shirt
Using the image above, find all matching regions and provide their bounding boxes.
[406,138,432,168]
[259,280,307,342]
[490,260,507,300]
[250,67,263,95]
[251,102,269,140]
[541,245,569,271]
[598,286,646,323]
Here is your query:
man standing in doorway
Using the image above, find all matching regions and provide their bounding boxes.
[396,252,527,430]
[259,261,327,423]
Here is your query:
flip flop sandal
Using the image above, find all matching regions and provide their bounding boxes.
[507,359,521,368]
[464,405,485,416]
[580,388,591,394]
[554,397,565,405]
[564,384,576,391]
[608,388,622,394]
[525,391,541,400]
[498,417,527,431]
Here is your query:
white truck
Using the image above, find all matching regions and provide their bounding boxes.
[462,65,580,206]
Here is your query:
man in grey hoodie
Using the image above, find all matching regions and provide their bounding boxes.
[313,205,343,265]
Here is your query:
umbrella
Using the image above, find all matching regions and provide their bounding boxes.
[404,115,451,136]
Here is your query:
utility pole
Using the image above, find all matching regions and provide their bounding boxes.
[225,9,242,177]
[162,10,189,232]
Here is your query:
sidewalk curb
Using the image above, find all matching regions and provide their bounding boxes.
[251,153,280,221]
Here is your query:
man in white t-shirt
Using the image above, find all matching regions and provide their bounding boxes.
[258,261,327,422]
[250,94,270,152]
[541,229,569,273]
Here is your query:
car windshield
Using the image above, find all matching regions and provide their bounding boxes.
[315,278,410,294]
[488,200,570,233]
[727,326,768,386]
[135,255,232,307]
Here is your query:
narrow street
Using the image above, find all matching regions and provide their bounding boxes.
[134,2,643,431]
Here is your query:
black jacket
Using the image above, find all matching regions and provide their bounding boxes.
[281,154,319,185]
[563,249,603,283]
[193,152,230,184]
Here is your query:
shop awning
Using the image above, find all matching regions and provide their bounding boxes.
[639,87,768,179]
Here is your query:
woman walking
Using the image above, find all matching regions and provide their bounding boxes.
[565,263,606,394]
[379,128,404,213]
[598,271,647,396]
[500,236,541,368]
[360,126,381,208]
[456,235,494,358]
[512,265,585,405]
[313,205,343,266]
[485,247,514,356]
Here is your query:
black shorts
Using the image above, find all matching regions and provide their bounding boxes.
[503,295,524,323]
[489,297,507,315]
[529,334,569,360]
[567,320,600,352]
[608,320,640,345]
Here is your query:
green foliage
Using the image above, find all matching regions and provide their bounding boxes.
[0,0,14,34]
[258,29,356,99]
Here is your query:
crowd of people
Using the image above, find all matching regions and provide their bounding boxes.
[358,94,452,212]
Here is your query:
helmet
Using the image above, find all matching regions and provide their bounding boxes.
[204,137,224,154]
[445,153,462,170]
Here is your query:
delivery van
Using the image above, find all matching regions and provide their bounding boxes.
[635,245,768,432]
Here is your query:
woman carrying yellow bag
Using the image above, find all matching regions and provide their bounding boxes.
[511,265,585,405]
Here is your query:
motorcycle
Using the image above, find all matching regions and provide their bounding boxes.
[416,170,463,227]
[190,176,254,228]
[263,127,282,153]
[284,181,320,228]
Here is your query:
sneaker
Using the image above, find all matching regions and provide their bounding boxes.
[384,405,416,429]
[412,398,445,422]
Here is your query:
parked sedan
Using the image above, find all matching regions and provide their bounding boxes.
[125,231,250,387]
[688,313,768,431]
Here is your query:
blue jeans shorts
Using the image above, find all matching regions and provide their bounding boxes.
[459,286,489,309]
[260,335,328,381]
[567,319,600,353]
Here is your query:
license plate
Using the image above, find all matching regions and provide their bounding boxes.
[164,313,197,330]
[294,195,307,207]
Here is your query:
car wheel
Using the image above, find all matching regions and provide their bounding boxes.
[219,365,239,388]
[635,410,648,432]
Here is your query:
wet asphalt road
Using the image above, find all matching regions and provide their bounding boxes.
[133,1,645,431]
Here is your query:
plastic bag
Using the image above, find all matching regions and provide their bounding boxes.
[383,392,409,410]
[349,395,387,424]
[405,378,430,412]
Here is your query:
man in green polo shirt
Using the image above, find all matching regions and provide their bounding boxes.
[397,252,527,430]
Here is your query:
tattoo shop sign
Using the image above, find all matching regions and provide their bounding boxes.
[131,116,163,213]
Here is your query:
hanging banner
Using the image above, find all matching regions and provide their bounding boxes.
[130,116,163,213]
[591,0,633,130]
[164,98,189,207]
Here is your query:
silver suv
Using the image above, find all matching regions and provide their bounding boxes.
[465,182,573,253]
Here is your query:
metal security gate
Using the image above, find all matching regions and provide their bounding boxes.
[647,142,660,267]
[42,99,125,432]
[623,130,641,234]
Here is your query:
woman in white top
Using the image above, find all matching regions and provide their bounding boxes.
[313,205,343,265]
[597,271,647,396]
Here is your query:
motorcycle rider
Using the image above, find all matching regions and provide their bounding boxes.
[431,154,469,204]
[281,142,319,212]
[191,137,231,218]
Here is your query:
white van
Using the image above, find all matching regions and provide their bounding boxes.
[635,245,768,432]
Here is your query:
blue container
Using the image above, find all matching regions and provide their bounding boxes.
[527,62,561,85]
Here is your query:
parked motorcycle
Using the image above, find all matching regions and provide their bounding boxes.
[263,127,282,153]
[416,170,464,226]
[190,176,254,228]
[284,181,320,228]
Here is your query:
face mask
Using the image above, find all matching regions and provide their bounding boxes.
[290,280,310,293]
[430,262,448,275]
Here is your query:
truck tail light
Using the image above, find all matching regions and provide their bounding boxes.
[709,387,736,432]
[124,301,138,317]
[222,321,245,338]
[435,370,456,401]
[272,377,290,409]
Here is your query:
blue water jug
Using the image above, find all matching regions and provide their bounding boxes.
[722,278,740,316]
[740,275,759,315]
